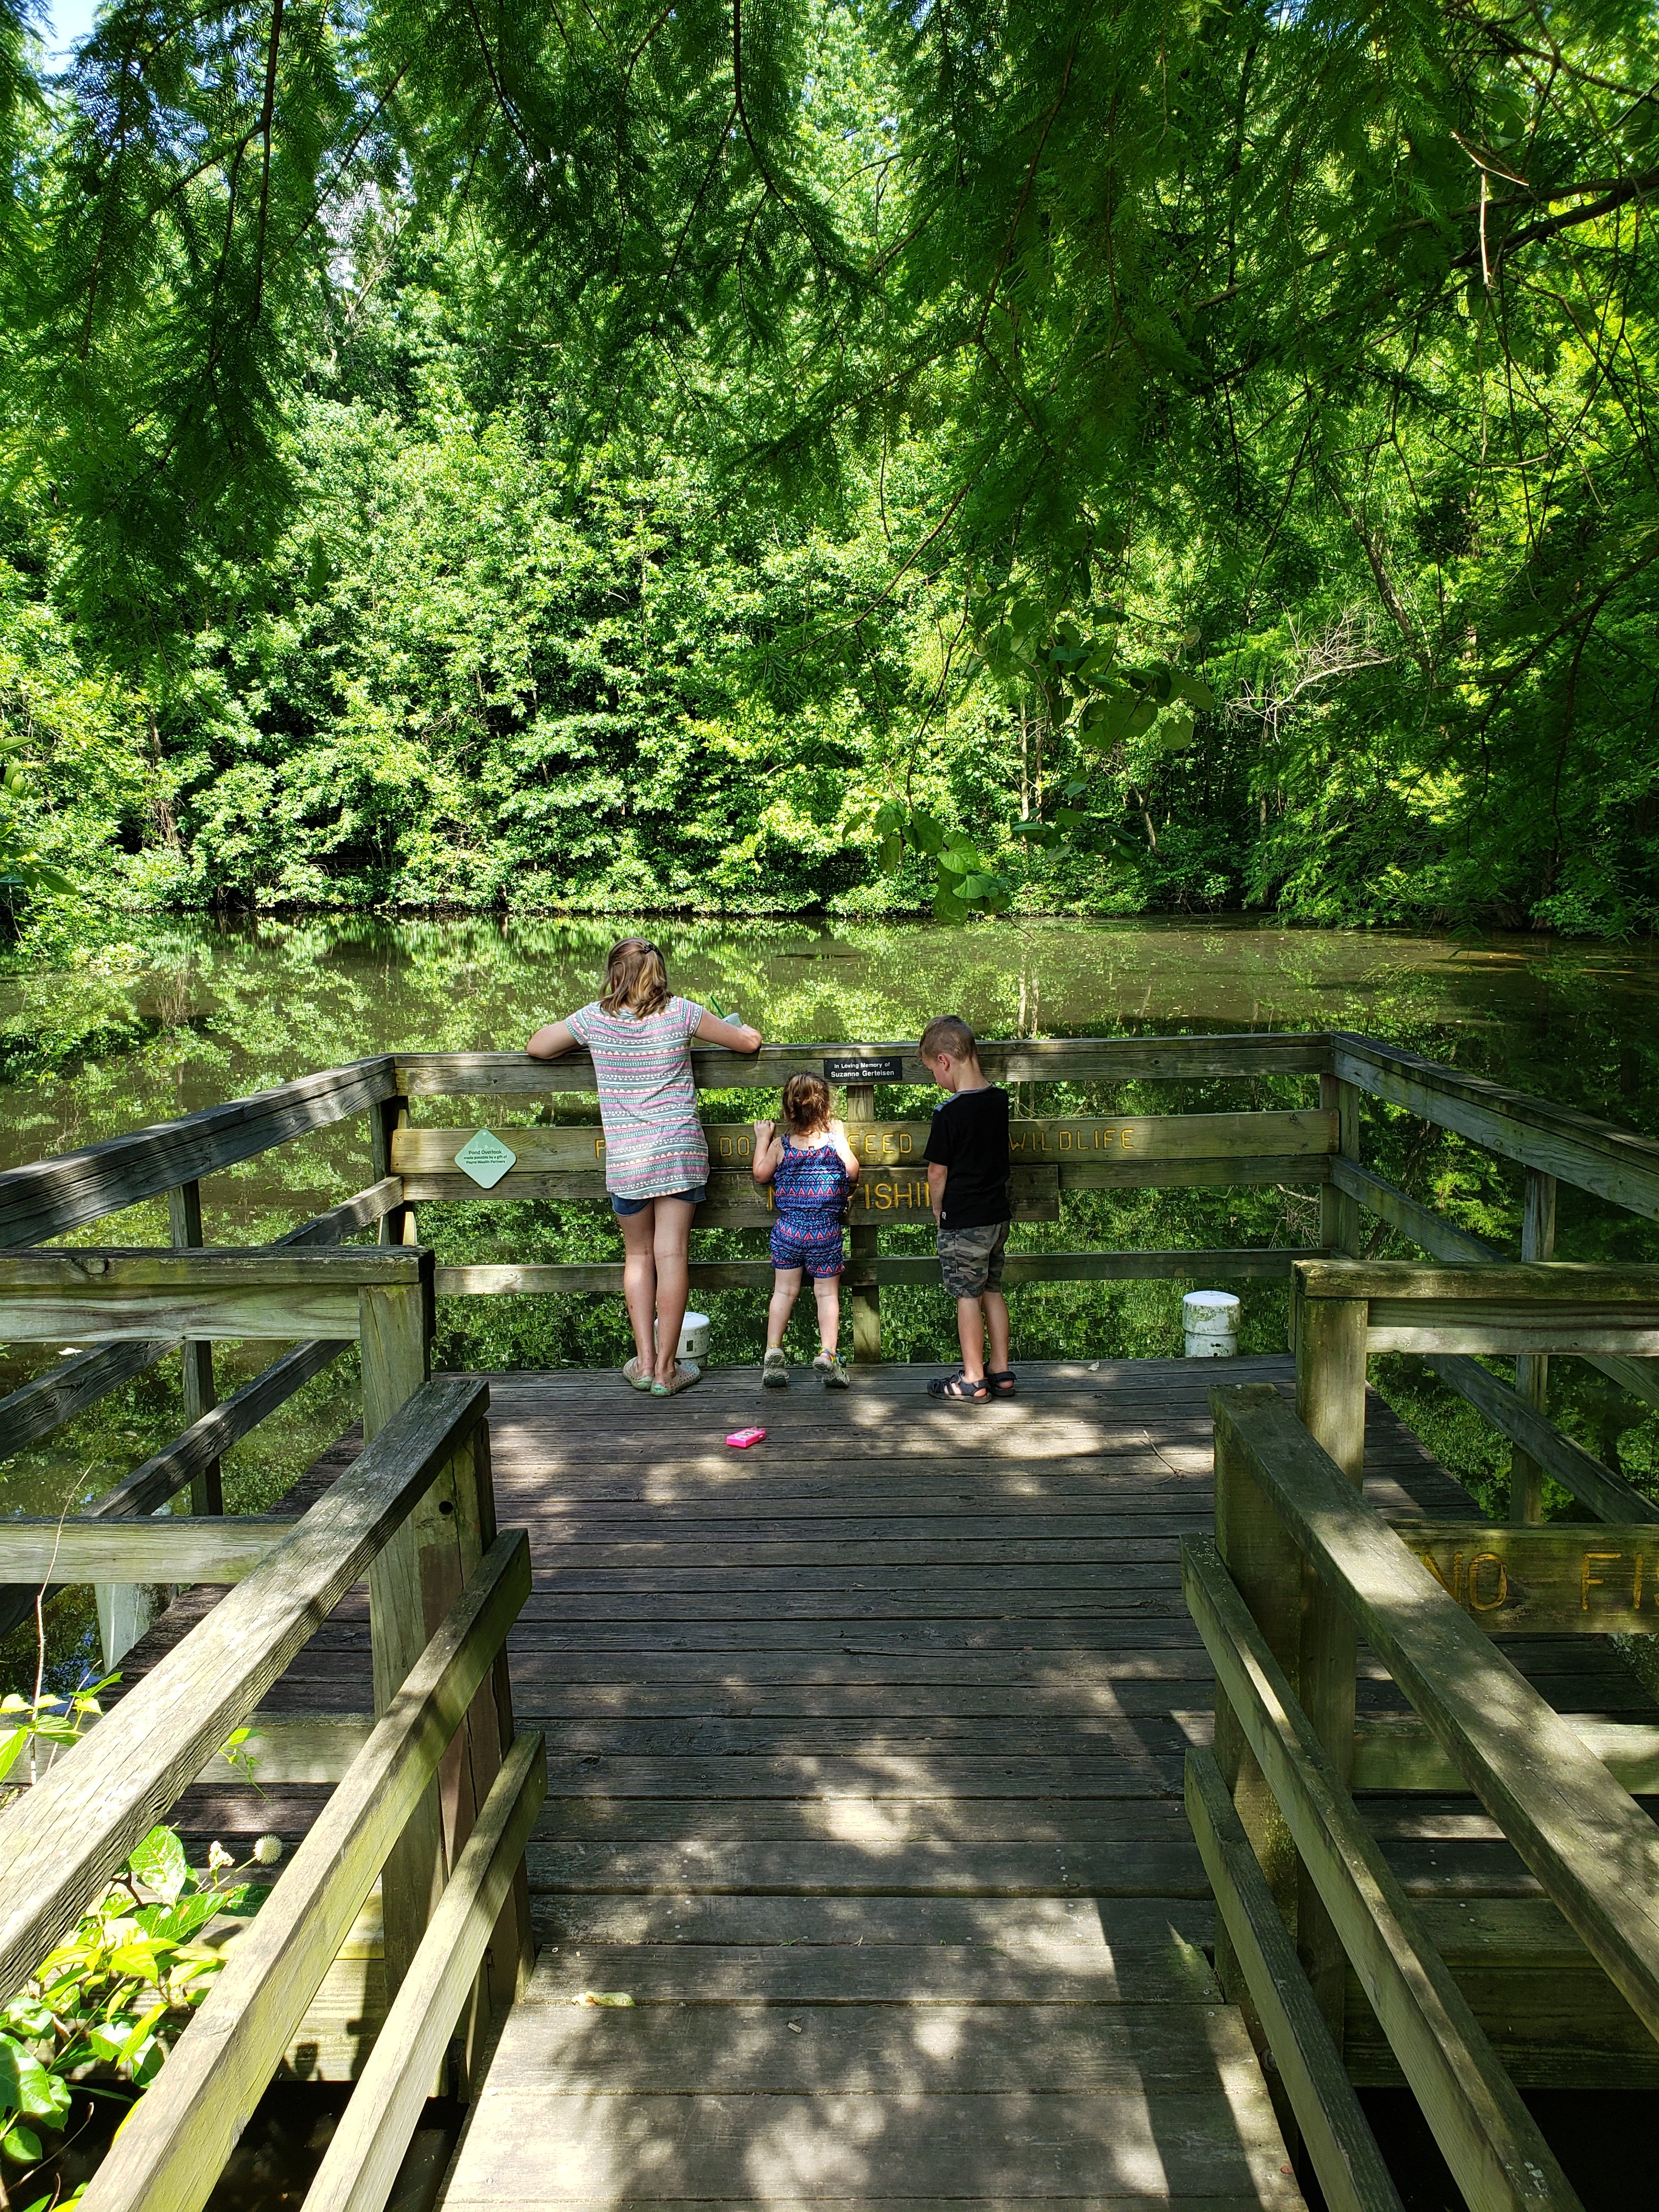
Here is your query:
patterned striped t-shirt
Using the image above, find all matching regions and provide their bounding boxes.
[564,997,710,1199]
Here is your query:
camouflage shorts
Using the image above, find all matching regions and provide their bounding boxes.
[937,1218,1011,1300]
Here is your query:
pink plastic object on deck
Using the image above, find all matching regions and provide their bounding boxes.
[725,1427,767,1449]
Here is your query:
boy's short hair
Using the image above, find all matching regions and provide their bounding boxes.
[921,1015,980,1064]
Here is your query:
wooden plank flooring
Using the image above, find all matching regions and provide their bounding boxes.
[433,1358,1305,2210]
[120,1353,1658,2176]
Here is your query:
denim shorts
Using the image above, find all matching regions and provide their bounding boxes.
[938,1218,1010,1298]
[611,1186,707,1217]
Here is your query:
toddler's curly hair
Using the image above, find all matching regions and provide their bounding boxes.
[780,1074,834,1135]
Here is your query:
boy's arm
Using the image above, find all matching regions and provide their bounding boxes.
[927,1160,947,1222]
[526,1019,577,1060]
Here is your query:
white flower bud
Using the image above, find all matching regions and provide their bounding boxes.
[252,1835,283,1866]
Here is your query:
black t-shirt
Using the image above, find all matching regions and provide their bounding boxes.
[922,1085,1012,1229]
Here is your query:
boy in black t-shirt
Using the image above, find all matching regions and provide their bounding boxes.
[919,1014,1015,1402]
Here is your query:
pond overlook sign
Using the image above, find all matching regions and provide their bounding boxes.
[1,1032,1659,2212]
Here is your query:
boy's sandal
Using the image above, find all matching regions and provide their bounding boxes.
[986,1369,1018,1398]
[651,1361,702,1397]
[621,1356,653,1391]
[927,1372,989,1401]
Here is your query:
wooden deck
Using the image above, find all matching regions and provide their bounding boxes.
[129,1355,1658,2203]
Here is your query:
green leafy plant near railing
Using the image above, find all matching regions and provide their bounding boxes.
[0,1685,275,2211]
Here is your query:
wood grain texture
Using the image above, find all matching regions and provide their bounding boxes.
[1185,1749,1404,2212]
[395,1110,1335,1178]
[300,1732,546,2212]
[76,1529,531,2212]
[433,1248,1317,1298]
[1182,1533,1581,2212]
[1424,1355,1658,1524]
[1353,1712,1659,1793]
[396,1032,1336,1097]
[0,1375,487,2003]
[0,1058,397,1248]
[1213,1384,1659,2063]
[0,1248,427,1341]
[1333,1034,1659,1223]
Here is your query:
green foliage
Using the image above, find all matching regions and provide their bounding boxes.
[0,0,1650,929]
[0,1671,275,2201]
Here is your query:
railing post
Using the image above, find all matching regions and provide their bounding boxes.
[1292,1282,1368,2048]
[1319,1075,1362,1258]
[844,1082,880,1363]
[168,1181,222,1513]
[359,1262,448,2012]
[1211,1385,1304,2020]
[447,1414,536,2084]
[98,1178,223,1667]
[1511,1168,1558,1526]
[372,1094,416,1246]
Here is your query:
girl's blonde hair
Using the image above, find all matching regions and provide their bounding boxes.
[781,1074,834,1135]
[600,938,671,1018]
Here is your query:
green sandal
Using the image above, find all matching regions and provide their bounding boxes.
[622,1356,653,1391]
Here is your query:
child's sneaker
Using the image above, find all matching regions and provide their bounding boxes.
[814,1351,850,1390]
[761,1347,789,1388]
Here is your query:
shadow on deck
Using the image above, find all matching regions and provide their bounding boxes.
[123,1357,1657,2207]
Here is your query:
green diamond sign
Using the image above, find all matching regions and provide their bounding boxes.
[453,1129,517,1189]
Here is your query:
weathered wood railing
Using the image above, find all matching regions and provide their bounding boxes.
[1184,1259,1659,2212]
[8,1027,1659,1651]
[0,1323,540,2212]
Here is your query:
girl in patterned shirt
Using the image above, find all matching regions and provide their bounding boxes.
[527,939,761,1396]
[751,1075,861,1389]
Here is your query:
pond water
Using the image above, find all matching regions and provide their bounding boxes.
[5,911,1659,1683]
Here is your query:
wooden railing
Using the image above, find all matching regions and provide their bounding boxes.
[7,1027,1659,1651]
[0,1340,540,2212]
[1185,1260,1659,2212]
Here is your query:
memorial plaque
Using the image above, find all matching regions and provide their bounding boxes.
[825,1056,904,1083]
[452,1128,518,1189]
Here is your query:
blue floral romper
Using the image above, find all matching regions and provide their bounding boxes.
[770,1139,850,1279]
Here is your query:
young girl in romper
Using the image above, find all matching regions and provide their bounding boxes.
[751,1074,861,1389]
[527,938,761,1396]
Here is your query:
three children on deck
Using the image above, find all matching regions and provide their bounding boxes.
[528,940,1014,1402]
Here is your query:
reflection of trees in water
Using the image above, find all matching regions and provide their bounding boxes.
[4,911,1659,1537]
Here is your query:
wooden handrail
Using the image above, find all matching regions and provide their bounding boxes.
[0,1058,398,1248]
[77,1528,533,2212]
[0,1247,431,1342]
[1333,1033,1659,1224]
[1210,1383,1659,2059]
[1183,1529,1581,2212]
[394,1031,1338,1096]
[0,1374,487,1999]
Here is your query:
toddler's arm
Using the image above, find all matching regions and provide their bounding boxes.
[828,1119,861,1180]
[751,1120,782,1184]
[526,1019,578,1059]
[696,1009,764,1054]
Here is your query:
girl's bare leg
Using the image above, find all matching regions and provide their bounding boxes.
[651,1197,697,1384]
[768,1269,804,1348]
[812,1275,842,1356]
[618,1205,659,1370]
